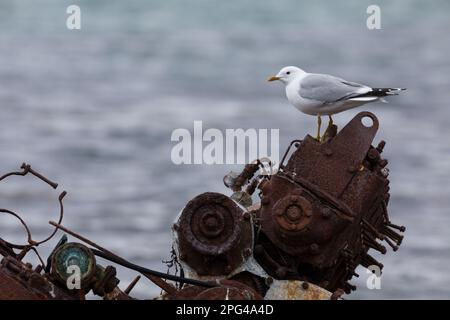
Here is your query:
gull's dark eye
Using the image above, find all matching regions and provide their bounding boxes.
[286,71,291,75]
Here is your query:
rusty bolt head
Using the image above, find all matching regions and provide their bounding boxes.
[34,265,43,274]
[301,282,309,290]
[265,277,274,286]
[199,212,225,239]
[28,273,47,288]
[367,148,380,161]
[288,223,298,231]
[286,206,302,221]
[377,140,386,153]
[244,248,252,257]
[274,195,313,231]
[172,223,179,231]
[310,243,320,255]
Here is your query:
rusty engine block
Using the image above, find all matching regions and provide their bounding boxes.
[171,112,405,299]
[0,112,404,300]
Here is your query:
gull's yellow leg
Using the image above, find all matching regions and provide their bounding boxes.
[316,115,322,141]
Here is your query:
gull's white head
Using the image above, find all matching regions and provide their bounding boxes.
[268,66,305,85]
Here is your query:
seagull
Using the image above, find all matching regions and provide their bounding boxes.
[268,66,405,141]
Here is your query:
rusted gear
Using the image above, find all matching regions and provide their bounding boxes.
[260,175,352,260]
[175,192,253,276]
[273,193,313,232]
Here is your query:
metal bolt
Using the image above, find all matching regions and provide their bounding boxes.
[367,148,379,161]
[289,223,298,231]
[265,277,274,286]
[244,248,252,257]
[376,140,386,153]
[302,282,309,290]
[28,273,47,288]
[34,265,43,274]
[172,223,179,231]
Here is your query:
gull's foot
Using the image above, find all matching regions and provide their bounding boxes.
[321,115,337,142]
[322,124,338,142]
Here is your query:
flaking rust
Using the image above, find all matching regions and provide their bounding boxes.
[0,111,404,300]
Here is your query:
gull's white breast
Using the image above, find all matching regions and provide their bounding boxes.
[285,75,323,115]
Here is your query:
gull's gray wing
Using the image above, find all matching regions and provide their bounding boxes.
[299,73,370,103]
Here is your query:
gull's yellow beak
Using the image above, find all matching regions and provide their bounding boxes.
[267,76,280,82]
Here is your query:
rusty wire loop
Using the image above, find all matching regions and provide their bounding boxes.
[0,208,34,246]
[0,163,65,250]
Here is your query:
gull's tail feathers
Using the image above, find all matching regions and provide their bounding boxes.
[355,87,406,98]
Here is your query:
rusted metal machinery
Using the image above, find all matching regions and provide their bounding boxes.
[171,111,405,299]
[0,111,404,300]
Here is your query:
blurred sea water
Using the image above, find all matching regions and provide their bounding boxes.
[0,0,450,299]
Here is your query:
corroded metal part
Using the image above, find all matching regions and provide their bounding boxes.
[264,280,331,300]
[255,111,404,294]
[103,287,135,300]
[283,111,379,197]
[0,112,405,300]
[175,192,253,276]
[0,256,79,300]
[168,279,262,300]
[259,173,353,263]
